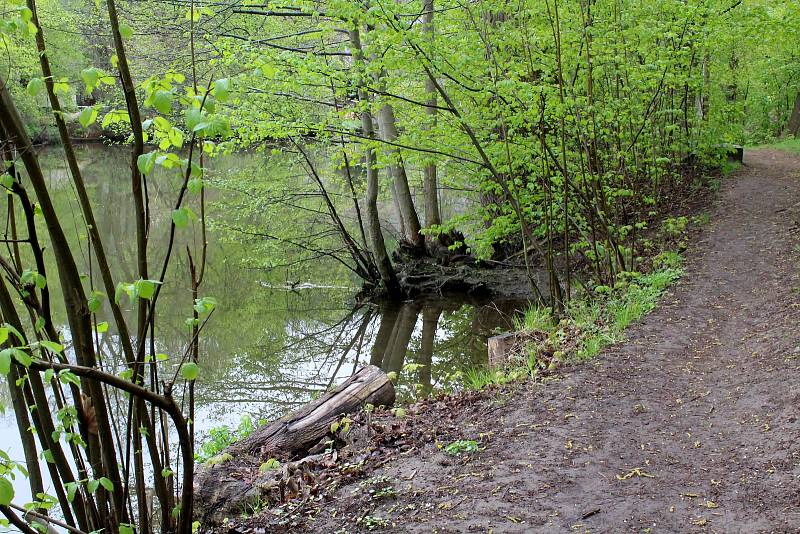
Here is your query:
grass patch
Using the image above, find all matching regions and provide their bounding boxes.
[544,251,684,362]
[462,249,685,390]
[754,137,800,154]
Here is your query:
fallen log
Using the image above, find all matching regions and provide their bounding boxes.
[194,365,395,525]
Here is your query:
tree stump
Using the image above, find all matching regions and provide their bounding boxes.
[488,332,524,368]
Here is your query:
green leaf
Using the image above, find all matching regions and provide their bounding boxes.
[39,340,63,354]
[101,109,129,128]
[187,177,203,194]
[134,279,160,300]
[172,206,196,228]
[0,478,14,506]
[168,127,184,148]
[193,296,217,315]
[79,107,98,128]
[119,22,133,39]
[95,322,109,334]
[98,477,114,492]
[185,108,204,131]
[152,90,173,114]
[12,349,31,368]
[180,362,199,381]
[0,174,13,189]
[186,7,200,21]
[137,151,157,175]
[87,479,100,494]
[26,78,44,97]
[53,81,70,97]
[21,269,46,289]
[58,370,80,386]
[65,481,78,502]
[213,78,230,102]
[4,323,24,343]
[87,292,103,313]
[0,327,8,346]
[81,68,100,92]
[120,525,134,534]
[0,350,11,376]
[114,282,128,304]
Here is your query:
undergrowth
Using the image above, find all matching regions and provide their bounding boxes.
[461,250,685,391]
[196,415,265,463]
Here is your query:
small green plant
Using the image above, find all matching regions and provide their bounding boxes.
[357,515,389,530]
[662,216,689,236]
[462,367,512,390]
[443,439,479,455]
[692,212,711,226]
[361,475,397,501]
[196,415,261,463]
[477,251,686,382]
[258,458,281,473]
[520,306,555,332]
[241,494,268,517]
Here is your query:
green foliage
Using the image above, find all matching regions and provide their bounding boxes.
[258,458,280,472]
[195,415,261,463]
[442,439,479,456]
[180,362,199,381]
[757,138,800,154]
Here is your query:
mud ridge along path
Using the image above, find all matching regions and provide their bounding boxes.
[304,149,800,534]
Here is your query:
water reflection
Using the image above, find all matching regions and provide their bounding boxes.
[207,295,528,422]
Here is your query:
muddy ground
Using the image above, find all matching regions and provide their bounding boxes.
[214,149,800,533]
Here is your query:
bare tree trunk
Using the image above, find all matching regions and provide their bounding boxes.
[365,23,423,249]
[349,28,402,296]
[375,99,424,249]
[787,92,800,136]
[422,0,441,243]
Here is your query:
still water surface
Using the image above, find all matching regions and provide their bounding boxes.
[0,144,529,508]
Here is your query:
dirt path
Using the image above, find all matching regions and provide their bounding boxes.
[305,150,800,533]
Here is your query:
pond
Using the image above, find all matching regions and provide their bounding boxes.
[0,143,531,507]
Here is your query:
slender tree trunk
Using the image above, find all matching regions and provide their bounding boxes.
[0,77,124,532]
[787,91,800,136]
[349,27,402,296]
[364,22,423,249]
[375,100,424,249]
[422,0,441,237]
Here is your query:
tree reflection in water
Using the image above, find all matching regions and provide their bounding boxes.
[194,296,527,425]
